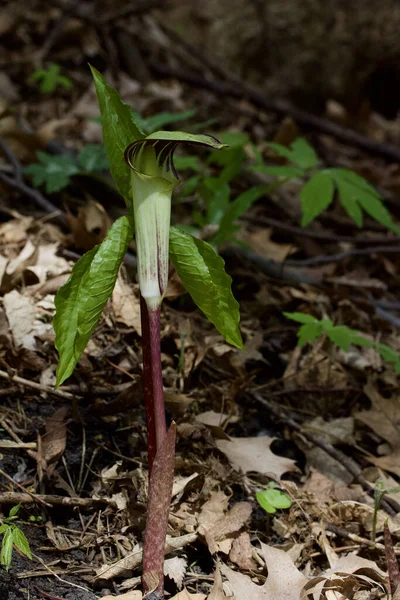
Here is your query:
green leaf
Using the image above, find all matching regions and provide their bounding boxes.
[218,131,250,147]
[54,216,133,386]
[267,138,319,169]
[326,168,400,233]
[133,109,197,134]
[8,504,21,518]
[201,178,231,225]
[173,155,202,172]
[169,227,243,348]
[0,525,8,535]
[1,528,14,570]
[256,491,276,513]
[77,144,110,172]
[257,488,292,513]
[23,151,79,193]
[289,138,319,169]
[300,172,335,227]
[181,174,202,197]
[251,165,305,178]
[12,527,32,560]
[30,64,72,94]
[90,65,145,208]
[324,324,355,351]
[297,322,322,347]
[213,185,268,244]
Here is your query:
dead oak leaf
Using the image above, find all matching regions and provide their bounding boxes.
[221,543,307,600]
[216,436,297,479]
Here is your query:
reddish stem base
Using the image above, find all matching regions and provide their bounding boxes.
[140,295,167,474]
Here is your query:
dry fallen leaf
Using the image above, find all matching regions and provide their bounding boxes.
[356,380,400,476]
[112,275,142,335]
[101,592,142,600]
[301,554,387,599]
[170,590,206,600]
[3,289,52,351]
[216,436,297,479]
[208,564,227,599]
[221,543,307,600]
[164,556,187,589]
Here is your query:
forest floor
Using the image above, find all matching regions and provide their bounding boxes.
[0,2,400,600]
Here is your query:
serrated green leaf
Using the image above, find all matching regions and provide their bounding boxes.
[12,527,32,560]
[23,152,79,194]
[300,172,334,227]
[283,312,317,324]
[169,227,243,348]
[8,504,20,518]
[213,185,268,244]
[251,165,305,178]
[297,322,322,347]
[289,138,319,169]
[256,491,276,513]
[267,138,319,169]
[78,144,110,172]
[1,528,13,570]
[90,66,145,209]
[54,216,133,386]
[327,168,400,233]
[324,324,354,351]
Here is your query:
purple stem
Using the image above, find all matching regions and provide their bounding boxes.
[140,295,167,474]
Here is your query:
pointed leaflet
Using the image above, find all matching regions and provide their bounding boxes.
[213,185,269,244]
[54,216,133,386]
[90,65,145,209]
[300,172,334,227]
[169,227,243,348]
[325,168,400,233]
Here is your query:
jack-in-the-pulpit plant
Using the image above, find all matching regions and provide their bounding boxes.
[53,66,242,600]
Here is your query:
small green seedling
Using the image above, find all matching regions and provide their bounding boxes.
[285,312,400,374]
[0,504,32,571]
[251,137,400,234]
[256,482,292,514]
[23,145,109,193]
[30,64,72,94]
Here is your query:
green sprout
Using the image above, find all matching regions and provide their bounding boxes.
[0,504,32,571]
[256,481,292,514]
[30,64,72,94]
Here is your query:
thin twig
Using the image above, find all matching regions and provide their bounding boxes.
[244,215,400,246]
[285,245,400,266]
[0,370,79,401]
[326,523,400,555]
[0,470,51,507]
[0,137,22,182]
[0,491,116,508]
[251,392,400,516]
